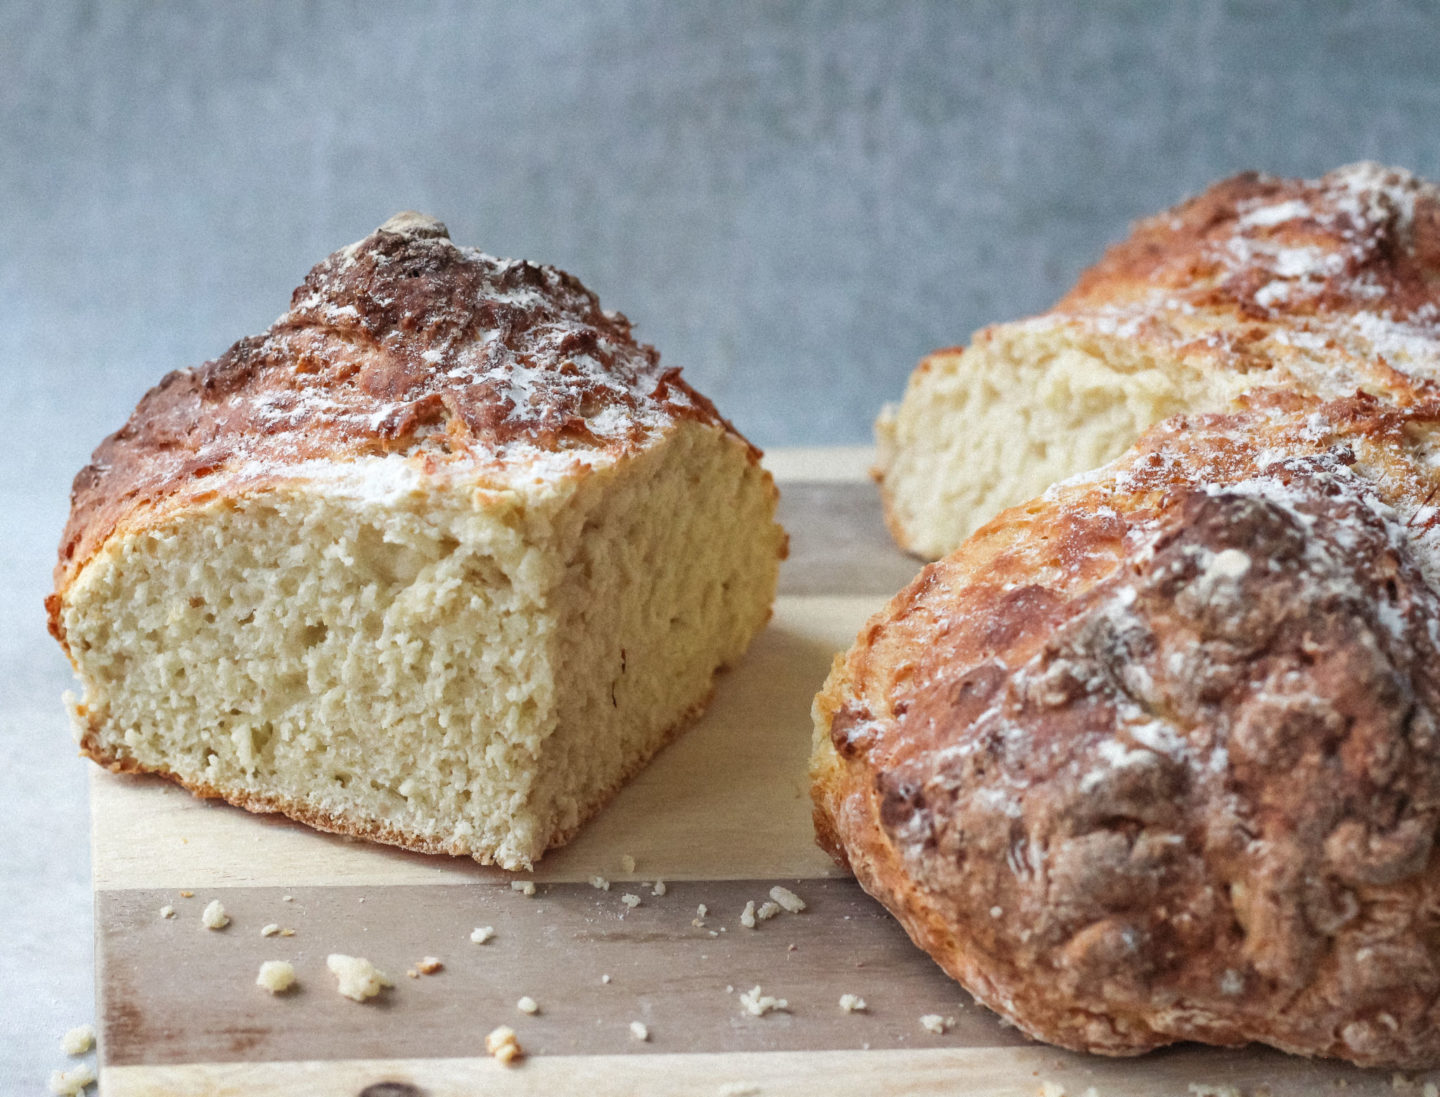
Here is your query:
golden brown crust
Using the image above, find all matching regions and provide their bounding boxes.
[1062,165,1440,323]
[818,390,1440,1067]
[50,213,751,644]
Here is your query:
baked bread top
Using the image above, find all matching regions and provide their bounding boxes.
[874,163,1440,561]
[1013,162,1440,399]
[817,388,1440,1065]
[51,213,744,613]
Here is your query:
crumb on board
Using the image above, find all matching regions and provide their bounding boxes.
[279,928,295,937]
[470,926,495,945]
[282,895,294,902]
[517,996,539,1014]
[1038,1082,1066,1097]
[159,905,175,920]
[756,901,781,921]
[591,876,611,891]
[652,880,667,896]
[629,1020,649,1041]
[739,986,789,1017]
[47,1065,97,1096]
[326,954,392,1001]
[486,1024,523,1065]
[416,957,443,975]
[717,1084,761,1097]
[178,890,194,898]
[622,893,642,909]
[769,886,805,913]
[920,1014,953,1035]
[601,974,612,984]
[838,994,867,1013]
[260,923,281,937]
[200,900,230,930]
[60,1024,95,1056]
[512,880,536,897]
[740,900,757,928]
[621,854,637,873]
[256,960,296,994]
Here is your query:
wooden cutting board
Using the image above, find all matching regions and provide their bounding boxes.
[90,447,1416,1096]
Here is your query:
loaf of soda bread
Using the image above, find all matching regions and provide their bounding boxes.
[50,212,786,870]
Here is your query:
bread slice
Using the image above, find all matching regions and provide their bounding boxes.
[876,162,1440,559]
[49,212,786,870]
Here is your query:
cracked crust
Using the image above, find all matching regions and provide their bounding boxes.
[816,391,1440,1068]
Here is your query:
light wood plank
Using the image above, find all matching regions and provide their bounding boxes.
[91,595,883,891]
[100,1045,1405,1097]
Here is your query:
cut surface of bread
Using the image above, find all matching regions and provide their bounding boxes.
[51,213,785,870]
[877,163,1440,558]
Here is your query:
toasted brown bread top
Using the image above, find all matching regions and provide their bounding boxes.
[962,164,1440,406]
[51,213,746,623]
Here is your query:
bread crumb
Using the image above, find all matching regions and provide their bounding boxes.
[470,926,495,944]
[697,903,708,918]
[512,880,536,896]
[260,923,281,937]
[486,1024,523,1065]
[60,1024,95,1056]
[47,1065,96,1096]
[739,985,789,1017]
[920,1014,953,1034]
[517,995,539,1014]
[326,954,393,1001]
[601,973,612,984]
[717,1084,761,1097]
[740,900,757,928]
[621,854,637,873]
[622,893,642,909]
[756,901,781,921]
[279,928,296,937]
[256,960,296,994]
[1039,1083,1066,1097]
[591,876,611,891]
[629,1020,649,1041]
[838,994,867,1012]
[989,905,1003,918]
[178,890,194,898]
[159,905,175,919]
[769,886,805,913]
[282,895,294,902]
[200,900,230,930]
[652,880,667,896]
[416,956,443,975]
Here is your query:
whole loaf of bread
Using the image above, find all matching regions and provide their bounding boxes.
[815,165,1440,1067]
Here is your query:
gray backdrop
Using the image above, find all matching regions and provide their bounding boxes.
[5,1,1440,1086]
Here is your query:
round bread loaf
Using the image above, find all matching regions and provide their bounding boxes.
[51,212,786,870]
[816,391,1440,1067]
[876,162,1440,559]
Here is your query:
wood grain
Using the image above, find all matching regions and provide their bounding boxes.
[101,1046,1399,1097]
